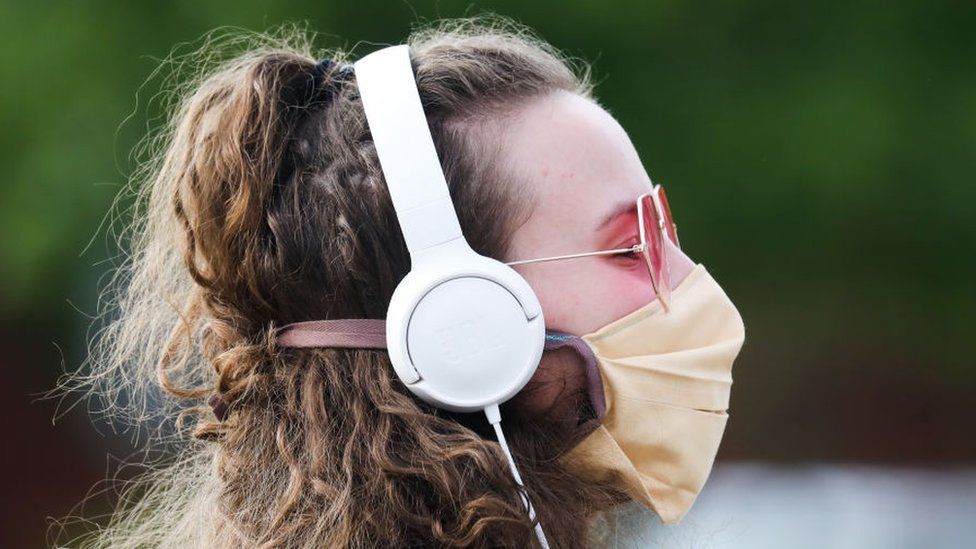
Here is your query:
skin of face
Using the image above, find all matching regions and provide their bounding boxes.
[499,89,696,419]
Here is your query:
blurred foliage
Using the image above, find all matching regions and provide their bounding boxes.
[2,0,974,459]
[3,1,974,546]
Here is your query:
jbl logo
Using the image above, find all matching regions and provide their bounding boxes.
[435,318,506,365]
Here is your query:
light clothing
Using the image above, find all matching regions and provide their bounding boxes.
[588,500,707,548]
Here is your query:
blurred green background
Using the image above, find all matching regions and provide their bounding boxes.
[1,1,973,547]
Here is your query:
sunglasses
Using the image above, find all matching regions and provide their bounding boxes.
[505,184,681,312]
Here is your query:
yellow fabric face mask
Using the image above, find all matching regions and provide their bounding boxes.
[547,263,746,524]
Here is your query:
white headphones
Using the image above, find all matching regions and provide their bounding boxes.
[353,45,551,548]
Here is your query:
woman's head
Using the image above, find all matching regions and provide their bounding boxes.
[67,16,657,548]
[499,89,698,417]
[502,90,697,333]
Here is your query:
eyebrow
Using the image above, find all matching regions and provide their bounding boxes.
[596,199,637,231]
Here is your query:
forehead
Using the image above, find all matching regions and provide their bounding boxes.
[499,90,652,235]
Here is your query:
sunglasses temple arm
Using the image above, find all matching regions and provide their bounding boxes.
[504,244,643,266]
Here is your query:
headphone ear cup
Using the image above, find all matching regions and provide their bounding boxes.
[403,277,543,411]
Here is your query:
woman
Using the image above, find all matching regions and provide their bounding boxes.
[63,15,745,548]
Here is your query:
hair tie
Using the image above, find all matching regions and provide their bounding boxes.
[208,392,229,422]
[307,57,354,102]
[311,58,338,82]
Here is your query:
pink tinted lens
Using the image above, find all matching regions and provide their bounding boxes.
[640,193,671,309]
[656,185,679,247]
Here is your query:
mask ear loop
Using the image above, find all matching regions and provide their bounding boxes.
[206,323,608,438]
[206,319,387,421]
[543,330,608,443]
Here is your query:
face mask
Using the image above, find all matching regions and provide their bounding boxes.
[544,262,745,524]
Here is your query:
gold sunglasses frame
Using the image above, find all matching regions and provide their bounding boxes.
[504,184,680,312]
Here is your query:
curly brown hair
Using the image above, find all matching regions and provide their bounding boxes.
[55,14,628,549]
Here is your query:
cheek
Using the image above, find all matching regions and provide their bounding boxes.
[592,259,657,324]
[514,257,656,336]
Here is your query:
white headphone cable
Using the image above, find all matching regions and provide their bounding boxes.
[484,404,552,549]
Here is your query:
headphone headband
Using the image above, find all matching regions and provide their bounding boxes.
[353,45,464,260]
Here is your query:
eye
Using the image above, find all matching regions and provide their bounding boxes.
[612,237,642,261]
